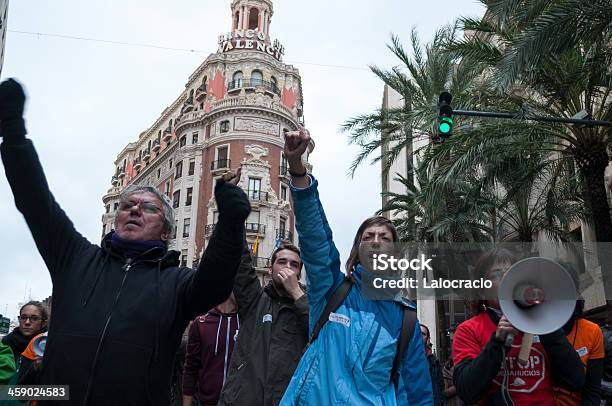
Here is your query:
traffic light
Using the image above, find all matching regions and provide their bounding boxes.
[438,92,453,139]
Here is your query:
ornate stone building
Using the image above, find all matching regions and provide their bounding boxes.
[101,0,311,281]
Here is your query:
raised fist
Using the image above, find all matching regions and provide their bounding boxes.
[283,126,310,168]
[214,172,251,225]
[0,79,27,138]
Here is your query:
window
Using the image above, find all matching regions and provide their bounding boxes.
[233,71,243,88]
[183,218,191,238]
[248,8,259,30]
[172,220,178,239]
[186,187,193,206]
[217,146,228,162]
[173,190,181,209]
[157,168,161,179]
[220,120,230,133]
[180,135,187,147]
[169,159,173,169]
[280,184,288,201]
[279,217,286,235]
[188,159,195,176]
[181,250,188,267]
[251,70,263,86]
[206,124,211,139]
[113,202,119,212]
[234,11,239,29]
[105,204,110,214]
[192,132,199,144]
[169,119,173,130]
[248,178,261,199]
[271,76,278,93]
[165,181,171,198]
[175,161,183,179]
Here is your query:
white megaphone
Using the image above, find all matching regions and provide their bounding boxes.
[498,257,576,364]
[32,332,48,357]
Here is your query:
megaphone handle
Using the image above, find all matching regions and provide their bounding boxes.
[518,333,533,366]
[504,333,514,347]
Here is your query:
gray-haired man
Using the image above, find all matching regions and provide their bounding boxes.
[0,78,251,405]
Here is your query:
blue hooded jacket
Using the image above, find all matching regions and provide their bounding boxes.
[280,176,433,405]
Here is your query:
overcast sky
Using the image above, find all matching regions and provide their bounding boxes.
[0,0,485,319]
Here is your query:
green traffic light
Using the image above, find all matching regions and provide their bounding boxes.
[439,117,453,134]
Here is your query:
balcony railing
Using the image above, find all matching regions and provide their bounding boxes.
[118,169,126,179]
[205,223,216,236]
[143,150,151,162]
[276,229,294,242]
[111,175,119,186]
[181,97,194,114]
[279,165,289,178]
[227,78,280,96]
[196,85,207,101]
[253,257,271,268]
[247,190,269,202]
[152,140,160,152]
[134,159,142,171]
[245,223,266,234]
[163,127,173,143]
[211,159,231,171]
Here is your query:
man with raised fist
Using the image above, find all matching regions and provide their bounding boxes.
[0,79,251,405]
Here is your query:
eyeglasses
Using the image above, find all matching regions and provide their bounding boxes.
[118,201,162,214]
[18,315,43,322]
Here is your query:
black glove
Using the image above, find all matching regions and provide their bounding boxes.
[0,78,26,138]
[214,178,251,225]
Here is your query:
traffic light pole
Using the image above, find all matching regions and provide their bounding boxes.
[453,109,612,127]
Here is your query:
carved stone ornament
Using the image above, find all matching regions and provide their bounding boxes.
[244,144,269,161]
[236,117,279,136]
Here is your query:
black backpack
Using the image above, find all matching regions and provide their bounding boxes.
[305,275,417,388]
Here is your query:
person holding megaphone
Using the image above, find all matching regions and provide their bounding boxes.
[452,248,585,406]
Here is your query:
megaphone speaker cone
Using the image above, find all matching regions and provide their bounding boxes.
[499,257,576,335]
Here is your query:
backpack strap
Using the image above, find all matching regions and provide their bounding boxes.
[391,307,417,388]
[305,275,355,351]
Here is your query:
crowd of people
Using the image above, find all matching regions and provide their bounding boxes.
[1,77,612,406]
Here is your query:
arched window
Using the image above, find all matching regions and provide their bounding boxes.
[233,71,243,88]
[169,119,173,130]
[248,8,259,30]
[202,76,208,91]
[251,70,263,86]
[188,89,194,102]
[234,11,240,30]
[270,76,278,93]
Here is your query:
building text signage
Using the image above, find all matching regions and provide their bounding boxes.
[218,30,285,61]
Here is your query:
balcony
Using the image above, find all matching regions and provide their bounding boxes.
[163,127,173,143]
[196,85,207,101]
[143,150,151,162]
[227,78,281,96]
[181,97,194,114]
[247,190,269,202]
[152,140,160,152]
[133,159,142,171]
[279,165,289,180]
[210,158,231,172]
[111,175,119,187]
[118,169,126,179]
[205,223,216,237]
[276,229,294,243]
[245,223,266,235]
[253,257,271,268]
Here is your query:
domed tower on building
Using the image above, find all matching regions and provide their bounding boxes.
[101,0,311,280]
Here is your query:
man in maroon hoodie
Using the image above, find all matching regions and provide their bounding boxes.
[182,293,239,406]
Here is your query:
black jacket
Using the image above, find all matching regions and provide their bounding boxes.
[217,245,309,406]
[1,137,247,406]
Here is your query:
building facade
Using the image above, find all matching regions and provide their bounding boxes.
[0,0,9,76]
[102,0,311,283]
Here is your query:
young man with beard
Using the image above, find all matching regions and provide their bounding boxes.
[217,241,308,406]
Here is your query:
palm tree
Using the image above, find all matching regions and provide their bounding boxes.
[448,1,612,243]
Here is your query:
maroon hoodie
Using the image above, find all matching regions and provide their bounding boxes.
[182,308,240,405]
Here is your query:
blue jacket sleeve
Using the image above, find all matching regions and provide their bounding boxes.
[398,318,434,406]
[289,175,343,332]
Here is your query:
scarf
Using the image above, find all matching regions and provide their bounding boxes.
[110,233,166,259]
